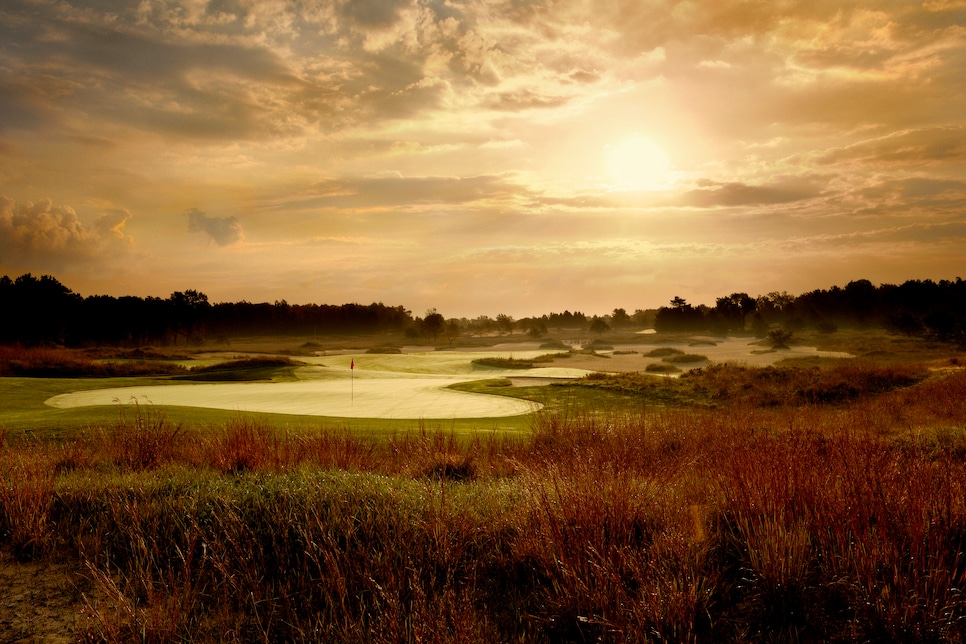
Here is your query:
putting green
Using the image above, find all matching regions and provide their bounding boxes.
[45,377,541,419]
[44,351,590,419]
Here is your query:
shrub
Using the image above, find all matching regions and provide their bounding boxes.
[662,353,708,364]
[646,347,685,358]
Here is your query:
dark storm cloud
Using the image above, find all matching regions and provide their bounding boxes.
[186,208,244,246]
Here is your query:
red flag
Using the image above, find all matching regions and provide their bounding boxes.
[350,359,354,370]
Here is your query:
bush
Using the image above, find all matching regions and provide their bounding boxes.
[645,347,685,358]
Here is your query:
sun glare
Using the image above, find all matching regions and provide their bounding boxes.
[607,135,672,191]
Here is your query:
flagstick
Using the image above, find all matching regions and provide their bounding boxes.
[351,359,354,405]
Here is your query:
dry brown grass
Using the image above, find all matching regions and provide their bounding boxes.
[0,345,186,377]
[2,363,966,641]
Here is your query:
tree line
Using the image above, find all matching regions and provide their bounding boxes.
[651,278,966,344]
[0,274,412,346]
[2,273,964,346]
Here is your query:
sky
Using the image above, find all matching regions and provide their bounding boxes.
[1,0,964,318]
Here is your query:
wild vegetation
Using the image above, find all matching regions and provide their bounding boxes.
[3,354,966,641]
[0,345,187,378]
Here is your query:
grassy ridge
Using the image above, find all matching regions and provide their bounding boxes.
[2,363,966,641]
[0,345,187,378]
[173,356,302,381]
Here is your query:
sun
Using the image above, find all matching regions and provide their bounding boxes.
[606,135,672,191]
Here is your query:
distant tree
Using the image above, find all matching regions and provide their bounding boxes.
[495,313,515,334]
[610,308,631,327]
[655,297,706,332]
[422,308,445,342]
[885,312,924,336]
[169,289,210,345]
[750,312,769,338]
[520,318,547,337]
[713,293,756,332]
[589,316,611,334]
[632,308,657,328]
[444,319,461,344]
[3,274,79,344]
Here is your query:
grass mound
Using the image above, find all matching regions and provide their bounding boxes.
[645,347,685,358]
[0,346,187,378]
[662,353,708,364]
[645,363,680,374]
[366,346,403,354]
[683,362,929,406]
[176,357,302,381]
[539,340,569,350]
[472,357,535,369]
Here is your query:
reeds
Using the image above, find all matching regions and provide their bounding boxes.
[2,363,966,641]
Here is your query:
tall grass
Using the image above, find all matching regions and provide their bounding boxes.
[2,364,966,641]
[0,344,187,377]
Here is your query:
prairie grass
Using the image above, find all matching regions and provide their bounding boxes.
[2,362,966,641]
[0,345,186,377]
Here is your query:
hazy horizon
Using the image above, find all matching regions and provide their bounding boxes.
[1,1,964,318]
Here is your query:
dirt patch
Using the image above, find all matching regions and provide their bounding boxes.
[0,550,92,643]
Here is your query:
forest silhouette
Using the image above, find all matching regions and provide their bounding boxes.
[1,273,964,346]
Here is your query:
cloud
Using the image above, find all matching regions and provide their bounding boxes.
[338,0,412,28]
[283,174,528,211]
[484,89,570,111]
[0,196,132,270]
[186,208,245,246]
[816,127,966,166]
[679,177,826,208]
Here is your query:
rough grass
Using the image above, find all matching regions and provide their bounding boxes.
[573,361,931,410]
[0,346,187,378]
[472,356,537,369]
[662,353,709,364]
[2,364,966,641]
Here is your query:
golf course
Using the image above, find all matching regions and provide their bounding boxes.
[40,338,852,420]
[3,323,966,643]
